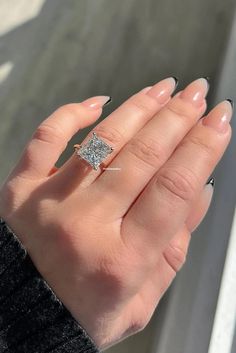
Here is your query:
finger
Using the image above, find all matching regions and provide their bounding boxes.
[129,180,214,297]
[163,178,215,273]
[122,100,232,259]
[186,177,214,232]
[50,77,177,188]
[123,180,215,325]
[122,227,190,333]
[11,96,111,179]
[48,166,59,176]
[92,78,209,217]
[119,227,190,336]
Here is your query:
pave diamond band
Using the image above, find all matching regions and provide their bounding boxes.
[74,132,114,170]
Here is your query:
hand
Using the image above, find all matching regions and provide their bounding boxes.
[0,78,232,350]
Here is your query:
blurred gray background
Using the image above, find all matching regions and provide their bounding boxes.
[0,1,236,352]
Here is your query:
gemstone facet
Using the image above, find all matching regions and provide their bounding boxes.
[75,132,113,170]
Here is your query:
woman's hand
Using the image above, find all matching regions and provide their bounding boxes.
[0,78,232,350]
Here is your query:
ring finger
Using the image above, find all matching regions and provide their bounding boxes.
[51,77,177,187]
[122,100,232,258]
[91,78,208,216]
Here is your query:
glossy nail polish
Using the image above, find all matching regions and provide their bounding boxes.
[189,179,214,232]
[81,96,111,109]
[104,96,112,106]
[203,76,210,87]
[146,77,178,104]
[202,100,233,133]
[203,177,215,208]
[173,76,179,87]
[226,98,234,110]
[180,78,209,107]
[206,177,215,187]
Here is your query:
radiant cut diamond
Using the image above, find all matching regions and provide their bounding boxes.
[75,132,113,170]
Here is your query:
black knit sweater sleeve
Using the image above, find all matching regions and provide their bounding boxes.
[0,217,100,353]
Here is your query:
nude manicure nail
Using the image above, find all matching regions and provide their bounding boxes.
[180,78,209,107]
[203,177,215,206]
[146,77,178,104]
[202,100,233,133]
[206,177,215,187]
[81,96,111,109]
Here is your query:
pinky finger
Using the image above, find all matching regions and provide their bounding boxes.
[186,177,215,232]
[163,178,215,272]
[126,180,215,323]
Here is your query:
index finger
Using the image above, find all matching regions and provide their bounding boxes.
[10,96,109,180]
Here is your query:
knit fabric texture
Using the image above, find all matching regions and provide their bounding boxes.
[0,217,100,353]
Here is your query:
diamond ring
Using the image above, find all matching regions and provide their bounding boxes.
[74,132,114,170]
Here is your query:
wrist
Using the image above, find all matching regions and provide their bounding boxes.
[0,217,100,353]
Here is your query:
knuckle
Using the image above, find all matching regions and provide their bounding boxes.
[127,137,166,168]
[33,122,66,147]
[128,95,156,116]
[55,103,80,117]
[95,240,143,299]
[157,166,198,203]
[22,142,38,166]
[165,98,196,123]
[129,316,148,334]
[56,218,75,238]
[93,124,124,147]
[182,135,215,158]
[163,244,187,273]
[97,256,128,296]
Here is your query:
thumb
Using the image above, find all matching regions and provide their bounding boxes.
[186,178,215,232]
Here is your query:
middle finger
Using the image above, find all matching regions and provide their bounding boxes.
[52,77,177,188]
[92,78,209,217]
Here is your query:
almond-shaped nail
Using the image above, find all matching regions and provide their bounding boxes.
[202,177,215,211]
[202,100,233,133]
[187,178,214,232]
[81,96,111,109]
[146,77,178,104]
[206,177,215,187]
[180,78,209,107]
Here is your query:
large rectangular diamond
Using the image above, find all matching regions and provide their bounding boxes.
[76,132,113,170]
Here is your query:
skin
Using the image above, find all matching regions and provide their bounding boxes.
[0,78,232,350]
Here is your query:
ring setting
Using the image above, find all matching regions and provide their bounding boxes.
[74,132,114,170]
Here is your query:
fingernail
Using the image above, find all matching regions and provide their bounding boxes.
[81,96,111,109]
[180,78,209,107]
[203,177,215,206]
[226,98,234,110]
[104,96,113,106]
[146,77,178,104]
[173,76,179,88]
[203,76,211,85]
[202,100,233,134]
[201,178,215,221]
[206,177,215,188]
[188,178,214,233]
